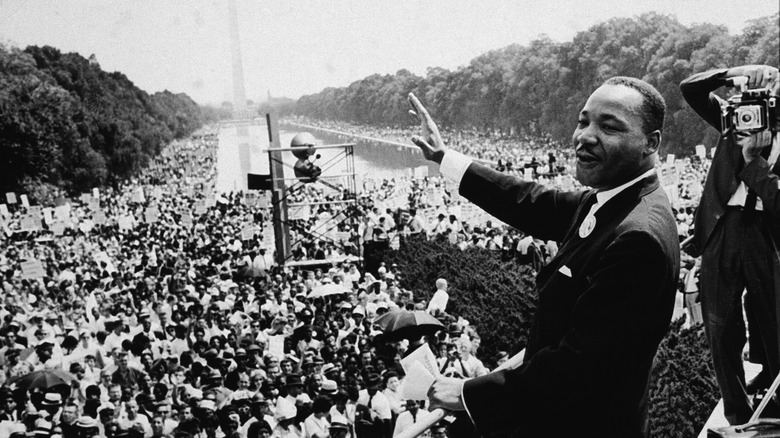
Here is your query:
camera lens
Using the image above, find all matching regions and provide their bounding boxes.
[741,113,754,123]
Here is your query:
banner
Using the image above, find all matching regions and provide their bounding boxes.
[50,221,66,236]
[92,209,107,225]
[145,207,160,223]
[180,213,193,228]
[20,214,41,231]
[241,226,258,241]
[118,215,134,230]
[54,205,70,221]
[194,200,207,215]
[132,188,146,204]
[42,208,53,225]
[20,259,46,280]
[695,145,707,160]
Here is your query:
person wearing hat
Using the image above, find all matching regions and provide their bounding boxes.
[271,398,301,438]
[277,374,311,416]
[75,416,101,438]
[392,399,432,438]
[303,396,332,438]
[38,392,63,426]
[27,341,60,371]
[0,325,24,369]
[355,373,391,438]
[154,401,177,435]
[329,414,350,438]
[239,393,276,437]
[202,368,231,407]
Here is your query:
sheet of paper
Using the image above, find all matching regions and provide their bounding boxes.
[268,335,285,359]
[400,343,440,377]
[400,361,436,401]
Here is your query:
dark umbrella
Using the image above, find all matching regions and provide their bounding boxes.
[238,265,265,279]
[373,309,444,341]
[11,369,76,392]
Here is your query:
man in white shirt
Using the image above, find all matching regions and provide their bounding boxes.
[393,400,431,437]
[426,279,449,315]
[356,374,391,437]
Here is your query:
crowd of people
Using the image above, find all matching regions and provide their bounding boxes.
[0,112,716,438]
[0,126,496,438]
[285,117,708,285]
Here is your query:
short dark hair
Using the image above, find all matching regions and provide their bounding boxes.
[602,76,666,134]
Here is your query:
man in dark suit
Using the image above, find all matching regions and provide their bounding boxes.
[409,76,680,438]
[680,65,780,424]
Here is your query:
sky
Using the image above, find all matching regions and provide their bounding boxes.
[0,0,777,105]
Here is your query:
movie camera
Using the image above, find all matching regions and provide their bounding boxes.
[720,76,778,136]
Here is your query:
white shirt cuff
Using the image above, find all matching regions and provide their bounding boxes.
[439,150,472,187]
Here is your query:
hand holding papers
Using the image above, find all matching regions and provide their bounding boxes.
[399,343,439,400]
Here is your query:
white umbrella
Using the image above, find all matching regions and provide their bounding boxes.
[308,283,348,299]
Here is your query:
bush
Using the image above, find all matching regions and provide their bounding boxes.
[366,238,719,436]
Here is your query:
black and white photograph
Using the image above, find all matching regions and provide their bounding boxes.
[0,1,778,437]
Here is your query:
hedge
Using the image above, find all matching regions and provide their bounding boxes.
[366,237,718,437]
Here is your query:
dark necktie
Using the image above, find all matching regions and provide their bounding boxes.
[743,145,772,211]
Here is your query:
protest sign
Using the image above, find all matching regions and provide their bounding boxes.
[20,259,45,280]
[5,192,16,204]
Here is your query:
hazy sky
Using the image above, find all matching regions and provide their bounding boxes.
[1,0,777,105]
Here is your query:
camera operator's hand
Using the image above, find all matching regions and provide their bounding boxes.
[408,93,447,164]
[735,131,774,165]
[726,65,778,89]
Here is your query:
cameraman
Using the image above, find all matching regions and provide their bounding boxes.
[680,64,780,425]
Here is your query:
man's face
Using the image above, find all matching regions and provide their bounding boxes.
[572,84,654,190]
[109,386,122,402]
[157,406,171,419]
[126,400,139,417]
[62,406,78,423]
[152,417,164,434]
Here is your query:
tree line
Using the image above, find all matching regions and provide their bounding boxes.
[0,44,204,197]
[294,12,779,156]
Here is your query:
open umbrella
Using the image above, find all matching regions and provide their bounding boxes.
[373,309,444,341]
[237,265,265,279]
[11,369,76,392]
[308,283,348,299]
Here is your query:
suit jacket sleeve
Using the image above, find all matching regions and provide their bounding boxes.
[458,162,586,242]
[461,229,674,434]
[679,68,730,132]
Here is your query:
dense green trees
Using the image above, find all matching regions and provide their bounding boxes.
[0,44,203,197]
[295,13,779,156]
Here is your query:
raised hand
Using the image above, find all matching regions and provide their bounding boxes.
[727,65,778,89]
[408,93,447,164]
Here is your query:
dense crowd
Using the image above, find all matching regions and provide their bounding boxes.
[0,126,494,438]
[284,117,708,273]
[0,117,713,438]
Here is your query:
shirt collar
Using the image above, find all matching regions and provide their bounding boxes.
[595,168,656,206]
